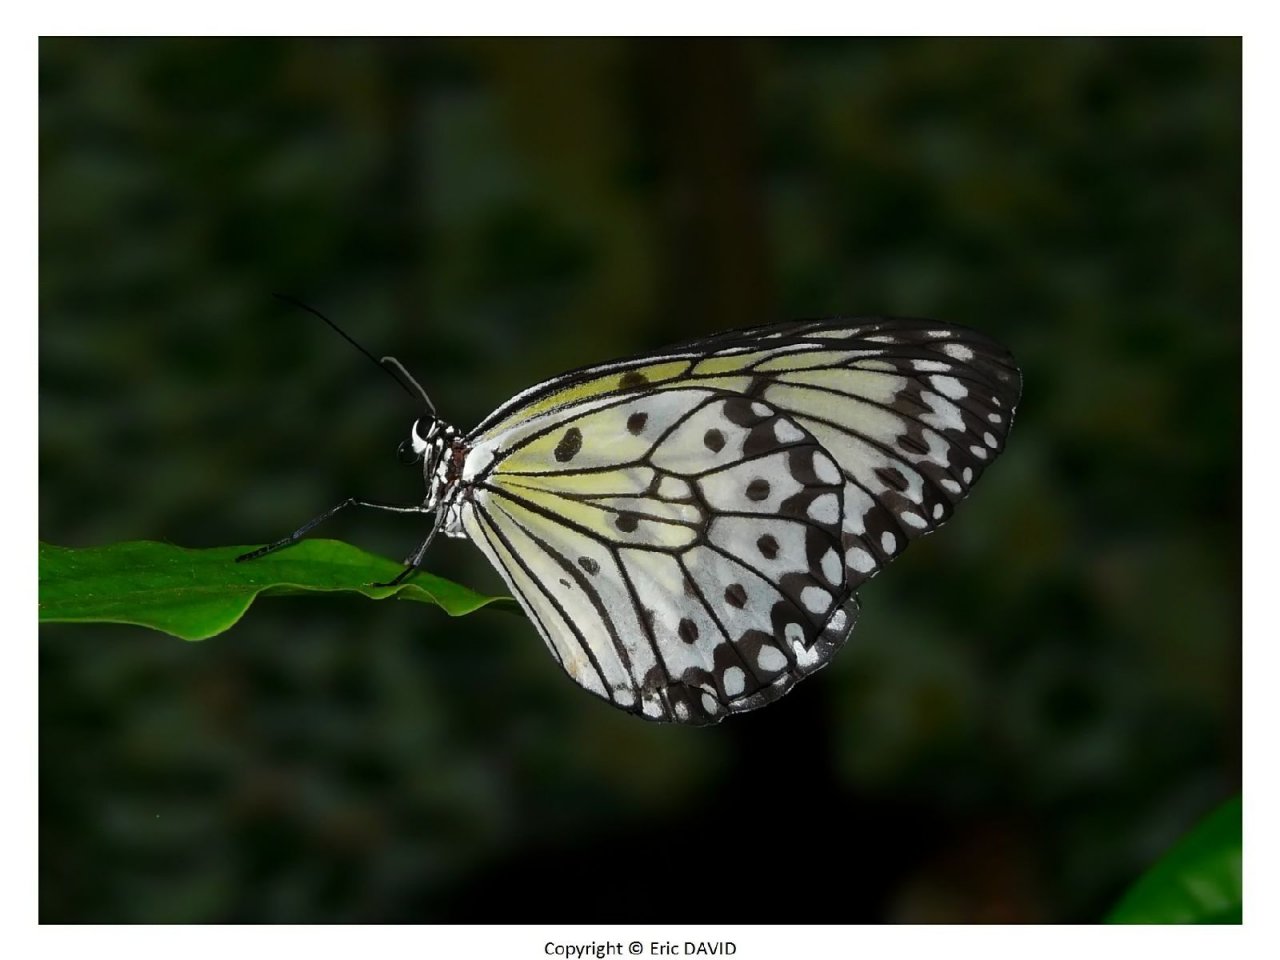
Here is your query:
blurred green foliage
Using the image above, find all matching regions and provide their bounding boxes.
[1107,794,1241,924]
[38,540,505,640]
[39,38,1239,922]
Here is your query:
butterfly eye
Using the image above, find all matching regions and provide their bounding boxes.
[397,439,421,465]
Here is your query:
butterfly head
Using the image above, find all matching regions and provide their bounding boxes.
[401,416,446,465]
[400,415,461,498]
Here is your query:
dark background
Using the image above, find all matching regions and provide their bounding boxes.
[39,38,1240,923]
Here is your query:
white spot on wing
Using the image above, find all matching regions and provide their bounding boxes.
[821,548,842,585]
[723,666,745,697]
[774,419,805,444]
[930,375,968,400]
[919,391,965,433]
[792,639,821,668]
[942,343,974,361]
[881,531,897,554]
[802,585,831,613]
[847,547,875,573]
[808,492,840,524]
[842,483,875,535]
[813,453,841,485]
[757,645,787,672]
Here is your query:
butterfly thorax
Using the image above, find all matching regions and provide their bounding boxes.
[408,417,471,539]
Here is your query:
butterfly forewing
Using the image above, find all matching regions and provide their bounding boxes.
[455,317,1020,724]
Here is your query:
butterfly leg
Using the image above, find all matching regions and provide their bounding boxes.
[370,509,446,588]
[235,498,431,563]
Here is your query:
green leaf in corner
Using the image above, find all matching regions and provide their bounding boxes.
[1107,794,1242,924]
[38,539,512,641]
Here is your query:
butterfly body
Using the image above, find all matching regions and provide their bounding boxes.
[376,316,1021,725]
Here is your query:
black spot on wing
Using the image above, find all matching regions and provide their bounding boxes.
[554,427,583,462]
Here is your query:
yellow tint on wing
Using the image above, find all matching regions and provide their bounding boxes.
[753,349,863,373]
[667,374,755,394]
[478,359,692,441]
[500,466,655,498]
[770,367,907,405]
[491,483,699,550]
[688,350,779,376]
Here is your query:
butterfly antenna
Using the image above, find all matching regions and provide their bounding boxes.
[379,355,436,416]
[271,293,434,412]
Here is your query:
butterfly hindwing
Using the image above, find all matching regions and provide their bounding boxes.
[461,388,857,723]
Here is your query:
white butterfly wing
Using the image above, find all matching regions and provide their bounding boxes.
[455,317,1020,723]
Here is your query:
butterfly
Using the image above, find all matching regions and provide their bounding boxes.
[241,313,1021,725]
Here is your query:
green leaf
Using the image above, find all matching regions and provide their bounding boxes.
[38,539,511,641]
[1107,794,1242,924]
